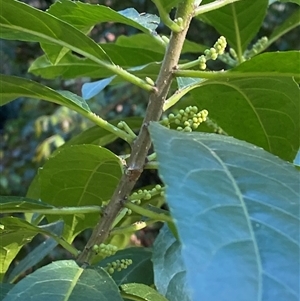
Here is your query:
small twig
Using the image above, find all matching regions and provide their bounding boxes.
[125,202,173,223]
[194,0,242,16]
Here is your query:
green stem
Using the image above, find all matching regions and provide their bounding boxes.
[118,121,137,140]
[55,237,79,257]
[144,161,158,170]
[231,5,244,63]
[151,0,183,33]
[147,152,157,161]
[110,220,155,236]
[125,202,173,223]
[2,206,102,215]
[103,63,156,92]
[194,0,242,16]
[174,69,300,80]
[178,57,202,70]
[82,111,134,143]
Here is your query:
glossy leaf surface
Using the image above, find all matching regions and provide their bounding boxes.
[3,260,123,301]
[150,123,300,301]
[39,145,123,241]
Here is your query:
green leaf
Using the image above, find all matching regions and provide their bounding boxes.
[120,283,169,301]
[198,0,268,57]
[116,33,207,54]
[0,196,53,213]
[48,0,159,33]
[29,43,163,80]
[173,52,300,161]
[0,75,91,115]
[97,247,153,286]
[152,225,190,301]
[0,217,67,282]
[40,0,160,64]
[0,284,14,300]
[3,260,123,301]
[0,0,111,64]
[0,218,35,281]
[39,145,123,242]
[150,123,300,301]
[6,221,64,283]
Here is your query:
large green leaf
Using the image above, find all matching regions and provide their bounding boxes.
[41,0,160,64]
[29,44,163,79]
[0,217,68,282]
[6,221,64,283]
[38,145,123,242]
[47,0,159,33]
[150,123,300,301]
[0,196,53,213]
[0,0,111,64]
[0,218,36,281]
[173,52,300,161]
[3,260,123,301]
[198,0,268,58]
[120,283,169,301]
[116,33,207,54]
[0,75,90,115]
[152,225,190,301]
[97,247,153,286]
[0,284,14,300]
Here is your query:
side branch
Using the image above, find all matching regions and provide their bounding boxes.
[76,0,195,266]
[194,0,242,16]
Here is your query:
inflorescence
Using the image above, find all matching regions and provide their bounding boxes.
[162,106,208,132]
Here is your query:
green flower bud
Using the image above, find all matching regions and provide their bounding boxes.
[145,77,155,86]
[155,184,162,190]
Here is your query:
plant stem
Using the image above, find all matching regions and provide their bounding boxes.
[55,237,79,257]
[83,111,134,143]
[1,206,102,215]
[144,161,158,170]
[151,0,183,33]
[125,202,173,223]
[194,0,242,16]
[110,220,155,236]
[174,69,300,80]
[76,0,195,266]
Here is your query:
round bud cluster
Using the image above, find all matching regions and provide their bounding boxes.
[130,184,164,203]
[92,243,118,257]
[199,36,227,70]
[244,36,268,59]
[165,106,208,132]
[106,259,133,275]
[213,36,227,56]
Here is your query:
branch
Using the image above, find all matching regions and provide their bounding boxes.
[194,0,242,16]
[1,205,102,215]
[76,0,195,266]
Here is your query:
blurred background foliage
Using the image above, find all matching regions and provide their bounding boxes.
[1,0,299,197]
